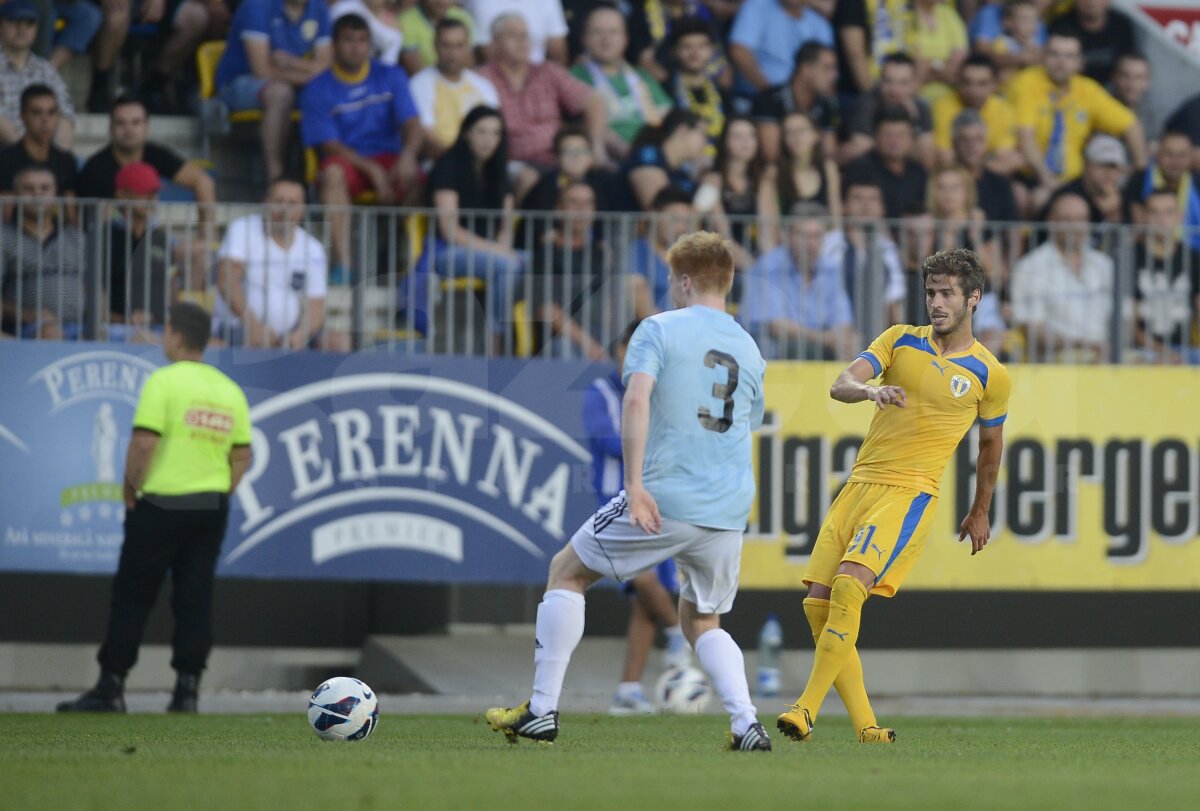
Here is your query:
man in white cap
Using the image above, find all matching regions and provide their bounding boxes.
[1040,133,1128,226]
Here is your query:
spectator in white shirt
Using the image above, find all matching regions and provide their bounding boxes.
[1011,192,1115,362]
[470,0,569,65]
[410,18,501,159]
[213,178,328,349]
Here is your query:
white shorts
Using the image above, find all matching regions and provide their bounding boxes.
[570,493,744,614]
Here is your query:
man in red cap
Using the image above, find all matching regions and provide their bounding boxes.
[116,159,160,197]
[97,162,186,341]
[78,93,218,274]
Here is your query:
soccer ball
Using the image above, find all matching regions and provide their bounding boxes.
[654,666,712,714]
[307,677,379,741]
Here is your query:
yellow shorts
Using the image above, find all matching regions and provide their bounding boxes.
[803,481,938,598]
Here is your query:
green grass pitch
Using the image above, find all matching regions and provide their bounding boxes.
[3,713,1198,810]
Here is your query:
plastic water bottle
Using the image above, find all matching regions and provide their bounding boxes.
[756,614,783,698]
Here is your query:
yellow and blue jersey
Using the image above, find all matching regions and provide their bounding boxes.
[1008,66,1134,181]
[850,324,1011,497]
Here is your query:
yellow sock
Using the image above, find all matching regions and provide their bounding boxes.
[796,574,869,722]
[803,597,877,732]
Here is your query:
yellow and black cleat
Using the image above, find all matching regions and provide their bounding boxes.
[859,725,897,743]
[776,704,814,742]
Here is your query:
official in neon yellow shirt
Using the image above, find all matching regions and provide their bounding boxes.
[1009,31,1144,185]
[57,302,253,716]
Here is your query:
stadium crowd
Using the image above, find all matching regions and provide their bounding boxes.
[0,0,1199,363]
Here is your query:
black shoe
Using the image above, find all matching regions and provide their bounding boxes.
[167,672,199,713]
[728,721,772,752]
[57,670,127,713]
[58,667,126,715]
[57,689,127,712]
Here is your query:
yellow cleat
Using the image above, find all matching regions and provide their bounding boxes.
[485,701,559,744]
[859,725,896,743]
[776,704,814,742]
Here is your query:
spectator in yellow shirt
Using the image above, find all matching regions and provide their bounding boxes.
[1009,30,1145,207]
[932,54,1020,175]
[910,0,967,103]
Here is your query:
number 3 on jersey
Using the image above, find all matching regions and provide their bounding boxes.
[697,349,740,433]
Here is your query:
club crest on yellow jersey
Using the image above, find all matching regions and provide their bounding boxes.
[949,375,972,398]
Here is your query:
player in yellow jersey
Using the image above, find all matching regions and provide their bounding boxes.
[777,247,1010,744]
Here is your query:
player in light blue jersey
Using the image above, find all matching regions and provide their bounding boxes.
[622,300,766,532]
[487,232,772,752]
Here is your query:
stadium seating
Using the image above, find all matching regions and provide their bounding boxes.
[196,40,301,161]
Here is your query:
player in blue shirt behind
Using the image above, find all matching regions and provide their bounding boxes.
[488,231,772,751]
[301,13,422,281]
[215,0,332,181]
[583,320,690,716]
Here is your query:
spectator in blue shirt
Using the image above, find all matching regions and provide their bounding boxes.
[301,13,422,279]
[970,0,1046,80]
[728,0,833,100]
[970,0,1047,50]
[216,0,332,181]
[739,202,858,359]
[625,186,697,317]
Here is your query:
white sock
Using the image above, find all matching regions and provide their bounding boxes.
[529,589,586,716]
[664,624,684,646]
[616,681,642,697]
[694,628,758,737]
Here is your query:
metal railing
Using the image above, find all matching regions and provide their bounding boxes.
[1,198,1198,365]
